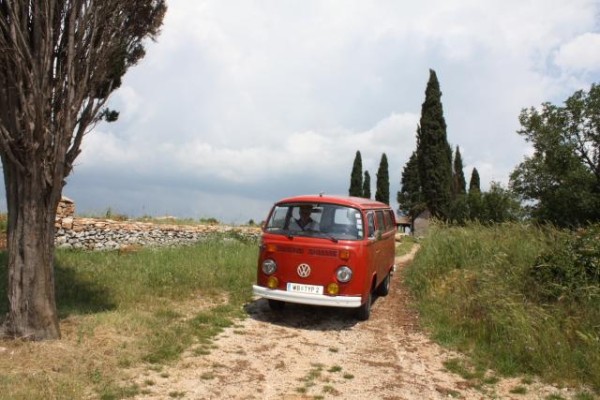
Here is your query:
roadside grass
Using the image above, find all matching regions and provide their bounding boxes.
[404,222,600,395]
[395,234,418,256]
[0,234,258,400]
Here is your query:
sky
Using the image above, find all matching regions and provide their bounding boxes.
[12,0,600,224]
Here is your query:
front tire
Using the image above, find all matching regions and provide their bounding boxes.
[375,271,391,297]
[356,292,372,321]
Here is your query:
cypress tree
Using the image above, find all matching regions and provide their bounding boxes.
[375,153,390,204]
[362,171,371,199]
[468,167,483,220]
[469,168,481,193]
[349,151,363,197]
[452,146,466,196]
[450,146,468,223]
[416,69,453,219]
[398,150,424,219]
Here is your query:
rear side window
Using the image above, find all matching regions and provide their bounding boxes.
[375,210,385,232]
[383,210,394,232]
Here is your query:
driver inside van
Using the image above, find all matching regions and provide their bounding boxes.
[289,205,320,231]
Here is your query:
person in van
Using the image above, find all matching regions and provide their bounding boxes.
[288,205,319,231]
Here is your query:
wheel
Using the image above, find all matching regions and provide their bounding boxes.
[375,271,391,297]
[268,299,285,311]
[356,292,372,321]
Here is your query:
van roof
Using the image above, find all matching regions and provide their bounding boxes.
[275,194,391,210]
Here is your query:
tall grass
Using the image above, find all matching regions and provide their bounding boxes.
[0,234,258,400]
[404,222,600,392]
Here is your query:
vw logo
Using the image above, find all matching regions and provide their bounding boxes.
[297,263,311,278]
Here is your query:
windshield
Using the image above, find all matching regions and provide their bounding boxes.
[265,203,364,240]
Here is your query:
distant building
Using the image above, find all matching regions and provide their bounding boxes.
[395,209,432,237]
[413,209,431,237]
[395,212,411,235]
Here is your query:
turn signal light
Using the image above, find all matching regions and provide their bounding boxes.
[339,249,350,260]
[267,276,279,289]
[327,283,339,295]
[266,244,277,253]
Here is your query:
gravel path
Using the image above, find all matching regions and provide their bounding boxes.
[132,246,578,399]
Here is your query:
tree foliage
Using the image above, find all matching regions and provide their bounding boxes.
[362,171,371,199]
[0,0,166,340]
[397,150,424,220]
[452,146,466,196]
[510,83,600,227]
[375,153,390,204]
[416,69,453,219]
[449,146,468,223]
[349,150,363,197]
[479,182,522,224]
[469,167,481,193]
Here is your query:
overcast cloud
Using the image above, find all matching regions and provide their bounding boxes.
[5,0,600,223]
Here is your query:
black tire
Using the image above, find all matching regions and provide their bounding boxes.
[268,299,285,311]
[356,292,372,321]
[375,271,391,297]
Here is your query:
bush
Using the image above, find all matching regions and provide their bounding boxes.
[527,224,600,302]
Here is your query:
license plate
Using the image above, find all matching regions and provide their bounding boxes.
[287,283,323,295]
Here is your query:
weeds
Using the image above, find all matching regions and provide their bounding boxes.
[404,222,600,393]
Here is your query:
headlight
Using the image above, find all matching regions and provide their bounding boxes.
[336,266,352,283]
[262,259,277,275]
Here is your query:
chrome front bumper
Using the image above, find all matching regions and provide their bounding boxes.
[252,285,362,308]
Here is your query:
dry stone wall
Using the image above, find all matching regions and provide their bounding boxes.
[54,217,261,251]
[53,196,260,250]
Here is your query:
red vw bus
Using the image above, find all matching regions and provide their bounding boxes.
[252,194,396,320]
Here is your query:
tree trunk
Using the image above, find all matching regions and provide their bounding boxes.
[2,162,61,340]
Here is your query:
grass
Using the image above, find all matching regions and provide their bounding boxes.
[404,222,600,394]
[0,233,258,400]
[395,234,418,255]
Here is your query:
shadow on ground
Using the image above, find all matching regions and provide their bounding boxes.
[0,251,116,319]
[244,295,387,332]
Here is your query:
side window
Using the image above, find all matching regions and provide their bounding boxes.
[367,212,376,239]
[389,209,396,228]
[375,210,385,234]
[383,209,394,232]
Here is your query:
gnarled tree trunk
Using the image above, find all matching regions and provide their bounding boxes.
[0,0,166,340]
[3,161,61,340]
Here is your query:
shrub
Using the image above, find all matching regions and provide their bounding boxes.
[527,224,600,302]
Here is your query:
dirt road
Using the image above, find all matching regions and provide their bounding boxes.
[133,247,577,399]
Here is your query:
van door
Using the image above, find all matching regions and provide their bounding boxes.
[364,211,378,292]
[373,209,392,286]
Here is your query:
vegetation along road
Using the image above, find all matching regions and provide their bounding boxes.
[130,246,576,400]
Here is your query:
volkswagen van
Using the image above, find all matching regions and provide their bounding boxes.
[252,194,396,320]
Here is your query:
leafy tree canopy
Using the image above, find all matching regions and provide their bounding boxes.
[510,83,600,227]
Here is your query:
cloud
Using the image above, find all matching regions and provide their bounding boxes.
[555,33,600,72]
[4,0,600,224]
